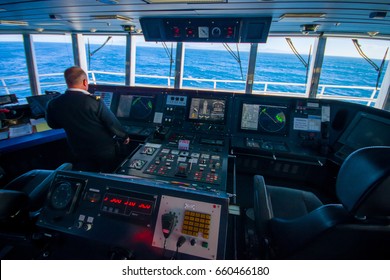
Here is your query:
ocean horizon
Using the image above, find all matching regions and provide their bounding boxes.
[0,41,387,100]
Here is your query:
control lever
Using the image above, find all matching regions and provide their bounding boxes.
[161,212,177,239]
[154,125,169,140]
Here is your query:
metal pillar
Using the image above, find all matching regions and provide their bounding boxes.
[376,59,390,111]
[245,43,258,94]
[125,34,136,86]
[71,34,88,74]
[174,42,185,89]
[305,36,327,98]
[23,34,41,95]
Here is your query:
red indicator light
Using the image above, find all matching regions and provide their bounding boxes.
[172,26,180,37]
[226,27,234,37]
[139,203,151,209]
[128,201,137,207]
[186,28,194,37]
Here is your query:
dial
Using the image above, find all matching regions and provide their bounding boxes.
[258,106,287,133]
[211,27,221,37]
[50,181,73,210]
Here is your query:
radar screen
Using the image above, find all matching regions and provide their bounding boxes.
[188,97,225,122]
[241,103,288,134]
[116,95,155,122]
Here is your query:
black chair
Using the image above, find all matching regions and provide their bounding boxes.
[253,146,390,259]
[0,163,72,227]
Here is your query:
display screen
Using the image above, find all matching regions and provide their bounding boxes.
[339,112,390,149]
[116,95,155,122]
[188,97,225,122]
[27,94,60,118]
[241,103,288,134]
[101,193,154,216]
[0,94,17,105]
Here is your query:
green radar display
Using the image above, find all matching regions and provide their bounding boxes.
[258,105,287,133]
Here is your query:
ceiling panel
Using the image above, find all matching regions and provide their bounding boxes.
[0,0,388,38]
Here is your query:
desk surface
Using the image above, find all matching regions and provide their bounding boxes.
[0,129,66,153]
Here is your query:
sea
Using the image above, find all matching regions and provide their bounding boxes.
[0,41,387,100]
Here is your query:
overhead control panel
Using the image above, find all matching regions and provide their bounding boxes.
[140,17,272,43]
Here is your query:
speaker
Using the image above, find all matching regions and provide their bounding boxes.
[240,17,272,43]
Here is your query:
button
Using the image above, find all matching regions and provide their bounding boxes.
[201,242,209,248]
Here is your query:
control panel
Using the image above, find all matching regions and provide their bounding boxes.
[152,195,222,260]
[37,171,229,260]
[140,17,272,43]
[117,138,228,193]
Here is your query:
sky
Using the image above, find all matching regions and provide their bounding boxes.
[1,33,389,59]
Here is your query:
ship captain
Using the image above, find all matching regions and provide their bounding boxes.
[46,66,130,172]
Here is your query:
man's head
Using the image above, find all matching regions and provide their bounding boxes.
[64,66,88,90]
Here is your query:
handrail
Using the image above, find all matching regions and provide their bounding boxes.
[0,71,379,106]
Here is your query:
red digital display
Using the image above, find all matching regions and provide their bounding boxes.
[101,193,154,216]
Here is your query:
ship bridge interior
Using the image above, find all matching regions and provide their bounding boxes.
[0,0,390,261]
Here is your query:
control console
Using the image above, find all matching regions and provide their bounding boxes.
[117,137,228,193]
[37,171,229,259]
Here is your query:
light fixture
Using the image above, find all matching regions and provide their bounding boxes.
[367,31,379,37]
[279,13,326,22]
[35,28,44,32]
[369,11,387,19]
[49,14,62,20]
[144,0,226,3]
[0,20,28,26]
[90,28,97,33]
[96,0,119,4]
[300,24,320,34]
[91,15,133,21]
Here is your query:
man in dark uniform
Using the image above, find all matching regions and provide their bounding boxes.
[46,66,130,172]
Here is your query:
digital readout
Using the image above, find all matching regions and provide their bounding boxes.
[101,193,154,216]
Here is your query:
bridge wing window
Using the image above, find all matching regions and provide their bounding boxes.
[84,35,126,86]
[319,38,390,107]
[0,35,30,98]
[134,36,177,87]
[254,37,315,96]
[32,34,73,95]
[183,43,250,92]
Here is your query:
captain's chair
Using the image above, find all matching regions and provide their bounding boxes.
[253,146,390,259]
[0,163,72,227]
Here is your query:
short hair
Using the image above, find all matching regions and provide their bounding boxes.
[64,66,87,87]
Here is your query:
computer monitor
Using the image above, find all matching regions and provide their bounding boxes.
[116,94,155,123]
[188,97,226,123]
[338,112,390,150]
[240,103,288,135]
[26,93,60,119]
[0,94,18,106]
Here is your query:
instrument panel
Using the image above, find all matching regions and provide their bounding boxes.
[37,171,229,260]
[88,84,390,166]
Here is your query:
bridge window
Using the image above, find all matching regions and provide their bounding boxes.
[0,35,29,98]
[32,34,73,95]
[254,37,315,96]
[134,36,177,87]
[183,43,250,92]
[84,35,126,86]
[319,37,390,107]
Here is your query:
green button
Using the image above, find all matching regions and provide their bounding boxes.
[201,242,208,248]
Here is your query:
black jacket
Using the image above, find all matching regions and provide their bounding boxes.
[46,90,128,160]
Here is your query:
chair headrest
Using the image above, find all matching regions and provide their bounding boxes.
[336,146,390,218]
